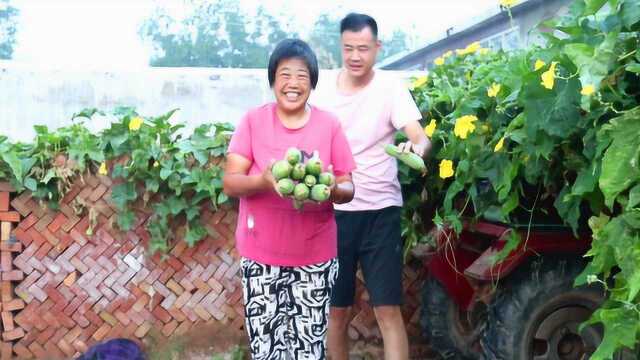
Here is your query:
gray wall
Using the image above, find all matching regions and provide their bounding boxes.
[0,61,273,142]
[0,61,423,142]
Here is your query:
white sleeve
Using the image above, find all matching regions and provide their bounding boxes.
[390,77,422,130]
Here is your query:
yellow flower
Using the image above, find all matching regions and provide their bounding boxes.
[479,48,491,55]
[455,42,481,56]
[487,83,501,98]
[439,160,455,179]
[581,84,596,96]
[465,42,481,54]
[129,116,144,131]
[153,161,160,168]
[443,50,453,58]
[500,0,518,7]
[411,75,429,89]
[494,137,505,152]
[534,59,546,71]
[454,115,478,139]
[434,56,445,66]
[98,162,108,176]
[541,62,557,90]
[424,120,437,137]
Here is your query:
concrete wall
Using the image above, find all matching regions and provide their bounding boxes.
[0,61,274,142]
[0,61,422,142]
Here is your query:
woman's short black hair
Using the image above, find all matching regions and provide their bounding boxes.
[268,39,319,89]
[340,13,378,38]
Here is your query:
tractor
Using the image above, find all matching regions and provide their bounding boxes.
[420,219,638,359]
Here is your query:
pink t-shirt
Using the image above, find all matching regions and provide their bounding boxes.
[311,70,422,211]
[227,103,356,266]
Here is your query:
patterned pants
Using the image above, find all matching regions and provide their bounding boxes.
[240,258,338,360]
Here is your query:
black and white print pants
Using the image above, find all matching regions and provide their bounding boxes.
[240,257,339,360]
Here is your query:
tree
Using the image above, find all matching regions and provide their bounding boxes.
[0,0,18,59]
[307,14,342,69]
[140,0,292,68]
[140,1,410,69]
[379,29,409,62]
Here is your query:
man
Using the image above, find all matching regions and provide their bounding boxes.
[311,13,430,360]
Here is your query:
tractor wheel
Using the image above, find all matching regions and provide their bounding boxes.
[421,276,485,359]
[480,255,634,360]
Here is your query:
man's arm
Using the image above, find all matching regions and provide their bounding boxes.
[398,120,432,158]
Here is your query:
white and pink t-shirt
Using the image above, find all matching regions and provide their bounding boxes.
[227,103,356,266]
[311,70,422,211]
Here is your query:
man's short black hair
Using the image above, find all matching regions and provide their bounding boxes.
[268,39,319,89]
[340,13,378,38]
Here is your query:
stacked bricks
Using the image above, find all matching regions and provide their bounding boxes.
[0,174,426,358]
[1,182,27,359]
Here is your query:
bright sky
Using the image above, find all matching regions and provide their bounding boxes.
[11,0,500,69]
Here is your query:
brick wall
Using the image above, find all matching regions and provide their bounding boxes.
[0,176,427,359]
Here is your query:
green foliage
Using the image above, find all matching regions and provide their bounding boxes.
[0,109,233,254]
[407,0,640,357]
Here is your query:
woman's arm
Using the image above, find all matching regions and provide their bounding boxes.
[223,154,276,198]
[330,173,354,204]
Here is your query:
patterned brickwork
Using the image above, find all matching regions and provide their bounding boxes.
[0,176,426,359]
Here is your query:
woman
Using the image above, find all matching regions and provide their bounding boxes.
[223,39,356,360]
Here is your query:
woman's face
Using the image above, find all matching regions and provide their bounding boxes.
[273,57,311,114]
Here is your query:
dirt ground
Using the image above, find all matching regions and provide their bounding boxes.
[143,322,440,359]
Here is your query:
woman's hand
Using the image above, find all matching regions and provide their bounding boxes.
[261,159,282,197]
[327,165,355,204]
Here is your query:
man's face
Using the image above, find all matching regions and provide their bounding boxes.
[341,27,380,79]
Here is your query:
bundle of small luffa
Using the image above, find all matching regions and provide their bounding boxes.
[271,147,335,209]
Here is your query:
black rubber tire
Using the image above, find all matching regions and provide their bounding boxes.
[480,255,615,360]
[421,276,482,360]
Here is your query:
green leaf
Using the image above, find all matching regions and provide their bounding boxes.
[620,0,640,28]
[217,192,229,204]
[626,63,640,74]
[587,307,640,360]
[185,224,207,247]
[145,178,160,193]
[565,33,617,95]
[111,183,138,210]
[117,210,136,231]
[160,168,173,180]
[599,107,640,208]
[628,184,640,210]
[584,0,608,15]
[572,162,600,196]
[492,231,521,264]
[501,191,519,218]
[554,186,581,231]
[42,169,57,184]
[72,108,104,120]
[23,177,38,191]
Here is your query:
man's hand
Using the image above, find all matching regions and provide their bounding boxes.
[397,138,431,158]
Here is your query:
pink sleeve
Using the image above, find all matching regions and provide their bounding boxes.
[227,112,253,161]
[331,121,356,176]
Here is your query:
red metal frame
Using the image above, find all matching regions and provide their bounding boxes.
[426,221,591,309]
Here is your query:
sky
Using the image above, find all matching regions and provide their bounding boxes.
[10,0,501,69]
